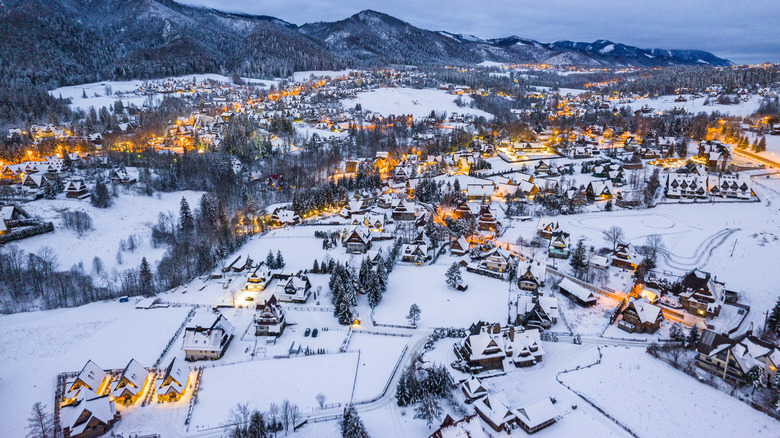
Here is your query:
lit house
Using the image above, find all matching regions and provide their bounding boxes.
[666,173,707,199]
[61,394,119,438]
[182,311,235,361]
[515,294,559,331]
[679,269,725,317]
[270,208,301,226]
[63,360,109,405]
[455,324,544,372]
[547,231,570,259]
[343,225,372,254]
[708,173,752,199]
[254,295,287,336]
[156,357,190,402]
[272,273,312,303]
[696,330,779,386]
[401,243,429,264]
[64,178,89,199]
[450,235,470,256]
[617,297,663,334]
[536,218,561,239]
[610,243,638,270]
[109,359,150,406]
[517,261,545,292]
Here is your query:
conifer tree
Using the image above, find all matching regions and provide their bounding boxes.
[266,250,276,269]
[414,393,444,429]
[569,239,587,279]
[139,257,154,296]
[766,297,780,335]
[367,270,382,309]
[339,405,369,438]
[687,325,700,350]
[180,197,194,237]
[275,250,285,269]
[445,262,462,289]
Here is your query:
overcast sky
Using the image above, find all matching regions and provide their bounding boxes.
[180,0,779,64]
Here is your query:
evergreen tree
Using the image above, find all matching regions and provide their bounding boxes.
[414,393,444,429]
[766,297,780,335]
[366,270,382,309]
[180,197,194,237]
[339,405,369,438]
[569,239,587,280]
[312,259,320,273]
[358,257,371,287]
[407,303,421,326]
[757,136,767,152]
[669,322,685,343]
[445,262,462,289]
[139,257,154,296]
[687,325,700,350]
[376,262,388,293]
[90,179,111,208]
[275,250,285,269]
[266,250,276,269]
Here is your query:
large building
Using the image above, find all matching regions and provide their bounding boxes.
[182,311,235,361]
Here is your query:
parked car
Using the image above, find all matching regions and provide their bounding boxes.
[311,328,319,338]
[304,328,311,337]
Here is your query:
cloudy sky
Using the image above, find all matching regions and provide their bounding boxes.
[180,0,779,64]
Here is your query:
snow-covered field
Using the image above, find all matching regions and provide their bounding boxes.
[17,190,204,275]
[0,302,190,437]
[370,261,510,328]
[292,70,354,82]
[560,346,780,436]
[342,87,493,119]
[622,94,763,117]
[49,74,278,111]
[191,353,358,430]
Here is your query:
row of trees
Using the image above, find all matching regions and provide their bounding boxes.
[395,357,453,428]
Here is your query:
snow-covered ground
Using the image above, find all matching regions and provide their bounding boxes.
[49,74,278,111]
[16,190,204,275]
[559,346,780,436]
[621,94,763,117]
[342,87,493,120]
[0,301,190,437]
[292,70,354,82]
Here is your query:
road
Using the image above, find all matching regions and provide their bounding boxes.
[732,147,780,169]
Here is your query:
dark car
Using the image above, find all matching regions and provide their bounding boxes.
[311,328,319,338]
[304,328,311,337]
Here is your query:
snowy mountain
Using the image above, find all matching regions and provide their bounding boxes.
[0,2,731,92]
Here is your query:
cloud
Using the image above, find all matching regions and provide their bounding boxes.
[179,0,780,63]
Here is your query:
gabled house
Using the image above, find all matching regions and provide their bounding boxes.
[254,295,287,336]
[63,360,109,405]
[474,392,515,431]
[453,201,481,219]
[109,359,149,405]
[339,200,368,218]
[460,375,488,401]
[156,357,190,402]
[513,398,558,434]
[709,173,752,199]
[482,247,513,272]
[450,235,470,256]
[586,180,614,200]
[182,311,235,361]
[270,208,301,226]
[466,184,494,201]
[618,297,663,333]
[517,262,545,292]
[61,394,119,438]
[401,243,429,264]
[548,231,570,259]
[392,202,418,221]
[515,295,559,330]
[536,218,560,239]
[477,207,499,232]
[22,173,50,190]
[273,273,312,303]
[610,243,638,270]
[429,414,487,438]
[457,324,506,371]
[696,330,779,385]
[343,225,372,254]
[666,173,707,199]
[64,178,89,199]
[679,269,725,317]
[558,278,597,307]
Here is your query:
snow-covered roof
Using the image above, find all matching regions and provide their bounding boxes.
[558,278,597,304]
[628,297,662,324]
[474,392,514,428]
[110,359,148,398]
[157,357,189,396]
[513,398,558,430]
[61,395,116,435]
[71,360,106,393]
[182,312,235,352]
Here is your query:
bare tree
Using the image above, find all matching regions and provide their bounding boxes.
[288,403,301,431]
[315,392,326,408]
[281,399,291,434]
[227,402,251,430]
[602,226,625,250]
[26,402,53,438]
[267,403,280,437]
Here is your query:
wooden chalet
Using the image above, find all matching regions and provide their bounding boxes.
[270,208,300,226]
[460,375,488,401]
[618,297,663,334]
[610,243,638,270]
[254,295,287,336]
[64,178,89,199]
[63,360,109,405]
[343,225,372,254]
[450,235,470,256]
[156,357,190,402]
[182,311,235,361]
[429,414,487,438]
[61,394,119,438]
[679,269,725,317]
[558,278,597,307]
[109,359,149,406]
[547,231,570,259]
[513,398,558,434]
